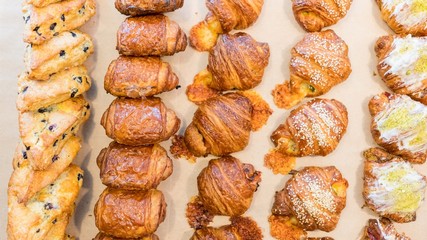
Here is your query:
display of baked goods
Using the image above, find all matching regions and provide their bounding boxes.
[363,147,427,223]
[375,35,427,104]
[375,0,427,36]
[362,217,411,240]
[273,30,352,109]
[292,0,352,32]
[115,0,184,16]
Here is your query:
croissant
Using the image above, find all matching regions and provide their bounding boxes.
[292,0,352,32]
[94,188,166,239]
[375,35,427,104]
[94,232,159,240]
[115,0,183,16]
[101,97,180,146]
[104,56,179,98]
[117,15,187,56]
[186,32,270,103]
[376,0,427,36]
[363,218,411,240]
[190,216,263,240]
[189,0,265,51]
[369,92,427,164]
[272,30,351,109]
[271,166,348,232]
[97,142,173,190]
[363,147,427,223]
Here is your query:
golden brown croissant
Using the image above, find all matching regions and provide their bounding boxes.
[94,188,166,239]
[292,0,352,32]
[101,97,180,146]
[117,15,187,56]
[363,147,427,223]
[271,166,348,232]
[272,30,351,109]
[363,218,411,240]
[189,0,265,51]
[376,0,427,36]
[369,92,427,164]
[104,56,179,98]
[97,141,173,190]
[375,35,427,104]
[190,216,263,240]
[186,32,270,103]
[94,232,159,240]
[115,0,183,16]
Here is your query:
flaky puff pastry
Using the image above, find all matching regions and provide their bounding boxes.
[104,56,179,98]
[363,148,427,223]
[271,166,348,232]
[189,0,264,51]
[376,0,427,36]
[101,97,180,146]
[115,0,183,16]
[190,216,263,240]
[97,142,173,190]
[369,92,427,164]
[94,232,159,240]
[292,0,352,32]
[273,30,351,109]
[94,188,166,239]
[375,35,427,104]
[268,215,334,240]
[187,32,270,103]
[117,15,187,56]
[363,218,411,240]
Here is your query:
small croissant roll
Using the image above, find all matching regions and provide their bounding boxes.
[117,15,187,56]
[97,142,173,190]
[115,0,184,16]
[94,232,159,240]
[95,188,166,239]
[104,56,179,98]
[101,97,180,146]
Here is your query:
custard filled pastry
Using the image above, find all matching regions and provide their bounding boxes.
[187,32,270,103]
[362,218,411,240]
[363,147,427,223]
[375,35,427,104]
[94,188,166,238]
[271,166,348,232]
[101,97,180,146]
[376,0,427,36]
[369,92,427,164]
[97,142,173,190]
[94,232,159,240]
[115,0,183,16]
[104,56,179,98]
[292,0,352,32]
[23,0,96,44]
[117,15,187,56]
[273,30,351,109]
[24,30,94,80]
[18,96,90,170]
[189,0,265,51]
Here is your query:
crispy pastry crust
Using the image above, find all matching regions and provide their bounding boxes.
[115,0,183,16]
[26,0,62,8]
[362,218,411,240]
[94,232,159,240]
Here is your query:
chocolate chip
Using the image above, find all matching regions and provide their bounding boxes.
[70,31,77,37]
[22,151,27,159]
[59,50,66,57]
[49,22,57,31]
[61,14,65,21]
[48,124,56,131]
[38,107,51,113]
[77,173,83,181]
[175,85,181,89]
[24,15,30,24]
[78,5,86,14]
[41,119,47,123]
[50,183,54,187]
[70,88,78,98]
[21,86,29,93]
[52,155,59,162]
[53,139,58,147]
[44,202,54,210]
[71,126,75,132]
[17,162,21,168]
[26,145,31,150]
[85,104,90,109]
[83,46,89,52]
[74,76,82,83]
[62,133,67,139]
[33,26,41,36]
[53,32,59,36]
[52,219,57,224]
[36,229,40,233]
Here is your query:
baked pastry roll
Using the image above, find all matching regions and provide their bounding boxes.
[26,0,62,8]
[362,218,411,240]
[273,30,351,109]
[24,30,94,80]
[94,232,159,240]
[117,15,187,56]
[115,0,183,16]
[94,188,166,238]
[18,96,90,170]
[104,56,179,98]
[376,0,427,36]
[375,35,427,104]
[97,142,173,190]
[17,66,91,111]
[7,164,83,240]
[271,166,348,232]
[23,0,96,44]
[363,147,427,223]
[187,32,270,103]
[190,0,265,51]
[369,92,427,164]
[292,0,352,32]
[101,97,180,146]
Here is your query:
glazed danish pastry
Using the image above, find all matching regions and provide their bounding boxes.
[362,218,411,240]
[115,0,184,16]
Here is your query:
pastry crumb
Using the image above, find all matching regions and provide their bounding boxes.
[170,135,196,163]
[239,90,273,131]
[186,69,219,104]
[186,196,214,229]
[269,215,306,240]
[264,151,296,175]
